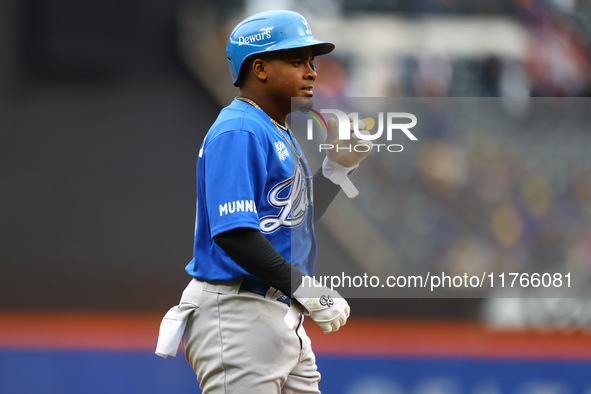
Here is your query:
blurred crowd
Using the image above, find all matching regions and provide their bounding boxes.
[348,98,591,286]
[309,0,591,98]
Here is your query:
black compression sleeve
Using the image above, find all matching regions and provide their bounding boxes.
[313,168,341,222]
[213,227,305,296]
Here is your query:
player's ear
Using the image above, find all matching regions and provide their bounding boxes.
[251,58,268,82]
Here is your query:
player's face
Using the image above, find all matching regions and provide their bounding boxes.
[264,47,317,112]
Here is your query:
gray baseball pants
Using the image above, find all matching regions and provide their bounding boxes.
[179,278,321,393]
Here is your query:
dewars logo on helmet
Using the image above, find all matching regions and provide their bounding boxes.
[238,27,273,46]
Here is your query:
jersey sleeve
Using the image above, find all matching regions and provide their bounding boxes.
[203,129,267,237]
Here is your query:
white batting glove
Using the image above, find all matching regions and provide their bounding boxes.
[293,276,350,334]
[323,115,373,198]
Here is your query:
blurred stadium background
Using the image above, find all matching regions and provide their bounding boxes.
[1,0,591,393]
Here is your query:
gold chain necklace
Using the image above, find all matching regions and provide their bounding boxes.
[237,97,304,160]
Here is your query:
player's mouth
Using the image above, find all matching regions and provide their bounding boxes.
[301,85,314,96]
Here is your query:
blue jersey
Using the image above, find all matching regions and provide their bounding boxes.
[185,98,317,281]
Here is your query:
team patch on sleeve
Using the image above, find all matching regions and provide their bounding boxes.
[274,141,290,161]
[219,200,258,216]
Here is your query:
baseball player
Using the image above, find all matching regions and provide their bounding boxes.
[156,10,371,393]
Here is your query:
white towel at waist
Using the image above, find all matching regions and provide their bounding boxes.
[155,303,196,358]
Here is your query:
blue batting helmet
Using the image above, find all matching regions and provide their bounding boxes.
[226,10,335,86]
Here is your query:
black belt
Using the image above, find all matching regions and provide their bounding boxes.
[240,277,291,306]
